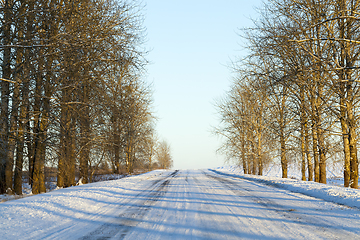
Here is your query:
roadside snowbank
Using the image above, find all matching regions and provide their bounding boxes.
[213,166,360,209]
[0,172,145,203]
[0,170,168,239]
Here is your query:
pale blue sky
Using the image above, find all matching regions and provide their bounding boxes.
[144,1,262,169]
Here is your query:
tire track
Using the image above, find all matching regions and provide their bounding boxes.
[80,170,178,240]
[205,171,358,239]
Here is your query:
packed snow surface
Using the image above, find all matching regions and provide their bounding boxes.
[1,168,360,239]
[216,166,360,209]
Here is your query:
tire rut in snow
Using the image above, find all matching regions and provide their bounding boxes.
[205,172,277,209]
[80,170,178,240]
[205,171,358,239]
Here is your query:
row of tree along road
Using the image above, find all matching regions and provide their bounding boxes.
[0,0,172,195]
[215,0,359,188]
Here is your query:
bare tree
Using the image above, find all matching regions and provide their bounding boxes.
[0,0,154,194]
[156,140,173,170]
[215,0,359,188]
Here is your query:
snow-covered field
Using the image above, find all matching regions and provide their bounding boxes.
[1,168,360,239]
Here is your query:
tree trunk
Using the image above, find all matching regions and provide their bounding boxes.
[310,93,320,182]
[79,84,90,184]
[251,142,256,175]
[112,113,121,174]
[12,71,21,195]
[257,130,263,176]
[32,58,46,194]
[300,86,307,181]
[14,114,24,195]
[27,108,34,186]
[241,139,247,174]
[340,97,351,187]
[280,134,287,178]
[349,132,358,189]
[0,0,13,194]
[58,88,71,188]
[279,100,287,178]
[13,5,26,195]
[126,138,133,174]
[348,100,358,188]
[305,122,313,181]
[279,91,287,179]
[336,1,351,188]
[318,124,326,184]
[300,124,306,181]
[25,0,34,187]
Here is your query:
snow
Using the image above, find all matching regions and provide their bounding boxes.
[215,166,360,209]
[0,170,166,239]
[1,168,360,239]
[0,183,33,203]
[0,174,127,203]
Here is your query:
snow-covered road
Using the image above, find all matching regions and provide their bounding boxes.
[1,169,360,239]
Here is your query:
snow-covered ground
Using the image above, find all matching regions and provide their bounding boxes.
[1,168,360,239]
[215,166,360,209]
[0,170,167,239]
[0,174,127,203]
